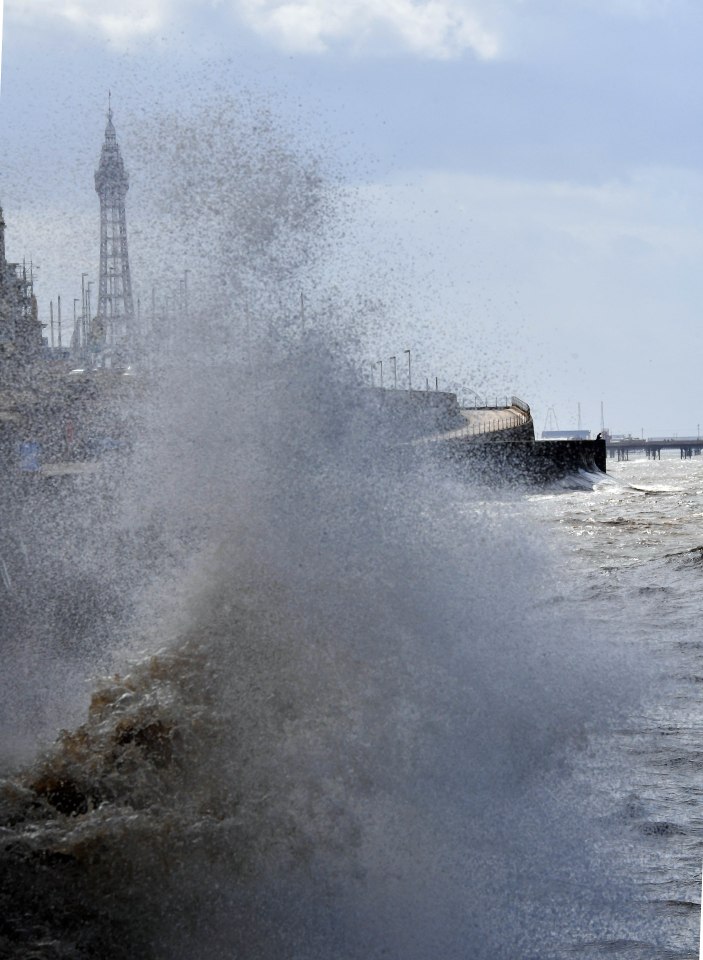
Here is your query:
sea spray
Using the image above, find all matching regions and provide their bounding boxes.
[0,102,656,958]
[1,342,653,958]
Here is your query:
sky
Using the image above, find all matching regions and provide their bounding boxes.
[1,0,703,435]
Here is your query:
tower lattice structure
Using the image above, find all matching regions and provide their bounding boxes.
[94,105,134,356]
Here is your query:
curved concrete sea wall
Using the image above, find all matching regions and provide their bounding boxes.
[437,437,607,483]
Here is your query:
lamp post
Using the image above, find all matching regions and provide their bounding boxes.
[86,282,94,346]
[404,349,411,392]
[81,273,88,351]
[73,299,79,352]
[390,356,397,389]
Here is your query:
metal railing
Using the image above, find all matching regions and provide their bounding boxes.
[422,414,529,443]
[462,395,531,415]
[463,395,509,409]
[415,405,533,445]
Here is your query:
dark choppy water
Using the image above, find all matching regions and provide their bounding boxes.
[526,454,703,959]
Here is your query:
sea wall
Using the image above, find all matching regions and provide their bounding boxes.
[436,437,607,483]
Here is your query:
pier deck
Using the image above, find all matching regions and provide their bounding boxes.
[606,439,703,460]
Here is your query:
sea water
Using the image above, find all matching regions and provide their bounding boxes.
[526,454,703,958]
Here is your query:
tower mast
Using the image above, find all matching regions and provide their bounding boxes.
[94,97,134,363]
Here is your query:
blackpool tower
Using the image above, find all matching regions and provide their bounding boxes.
[94,100,134,359]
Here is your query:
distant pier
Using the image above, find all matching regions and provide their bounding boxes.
[606,438,703,461]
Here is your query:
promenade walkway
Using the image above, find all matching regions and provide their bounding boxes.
[417,399,533,444]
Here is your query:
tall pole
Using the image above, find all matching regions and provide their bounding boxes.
[390,356,397,389]
[81,273,88,351]
[87,283,93,347]
[404,349,412,392]
[377,360,383,388]
[49,300,55,349]
[57,295,62,349]
[73,299,79,352]
[150,284,157,350]
[577,402,582,431]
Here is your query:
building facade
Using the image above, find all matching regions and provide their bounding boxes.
[0,208,43,366]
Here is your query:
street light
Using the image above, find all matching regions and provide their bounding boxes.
[390,356,397,389]
[73,299,79,350]
[86,282,94,344]
[404,349,411,391]
[81,273,88,350]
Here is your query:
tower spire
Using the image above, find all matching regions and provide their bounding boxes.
[94,101,134,363]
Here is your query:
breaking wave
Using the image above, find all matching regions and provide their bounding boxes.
[0,101,654,959]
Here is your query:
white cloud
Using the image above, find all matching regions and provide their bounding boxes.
[234,0,500,59]
[5,0,685,57]
[7,0,172,43]
[9,0,500,59]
